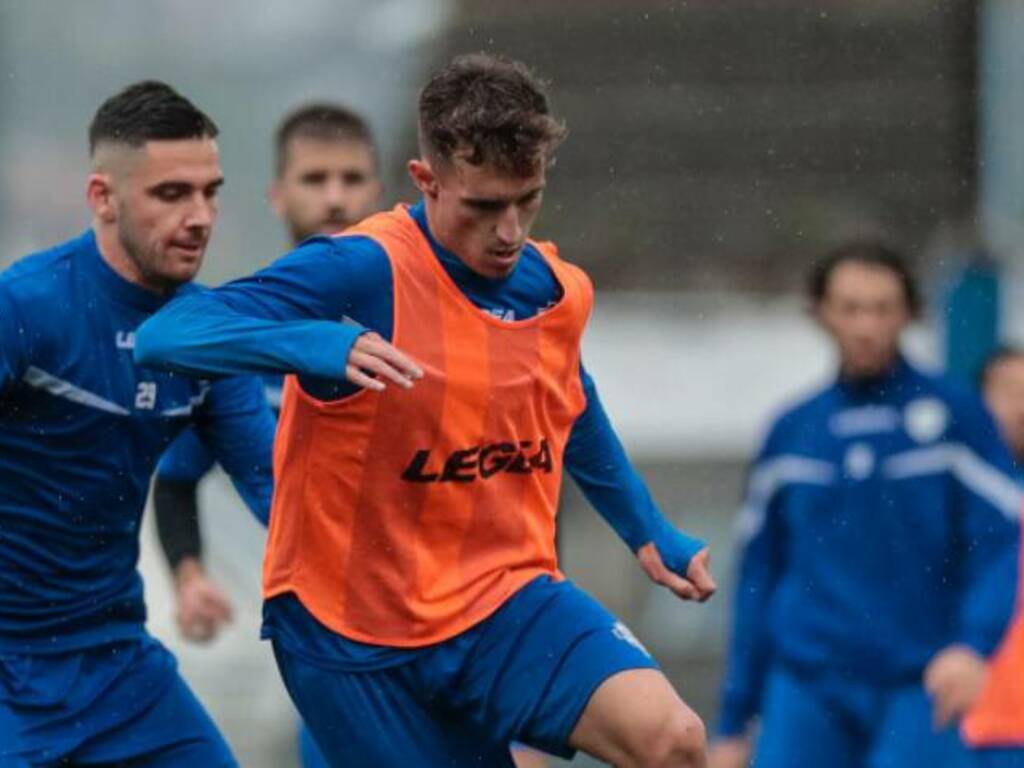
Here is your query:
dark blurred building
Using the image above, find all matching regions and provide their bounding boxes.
[410,0,977,293]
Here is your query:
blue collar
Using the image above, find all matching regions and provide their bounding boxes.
[835,355,913,400]
[82,229,183,312]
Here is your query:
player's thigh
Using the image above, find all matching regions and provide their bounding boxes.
[569,667,706,767]
[272,641,514,768]
[75,664,236,767]
[457,577,660,760]
[971,748,1024,768]
[753,666,862,768]
[868,684,971,768]
[298,720,330,768]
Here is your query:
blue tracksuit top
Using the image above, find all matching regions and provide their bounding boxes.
[0,230,275,654]
[717,356,1022,737]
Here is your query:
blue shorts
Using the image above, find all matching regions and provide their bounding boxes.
[972,749,1024,768]
[0,635,235,767]
[272,576,658,768]
[298,720,329,768]
[754,663,972,768]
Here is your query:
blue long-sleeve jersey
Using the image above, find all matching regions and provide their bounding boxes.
[136,201,705,660]
[0,230,275,654]
[717,357,1022,737]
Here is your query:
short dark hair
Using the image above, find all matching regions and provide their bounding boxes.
[88,80,218,155]
[418,53,567,177]
[807,240,922,317]
[979,345,1024,388]
[274,102,378,176]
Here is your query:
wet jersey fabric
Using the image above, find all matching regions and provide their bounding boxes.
[135,201,704,660]
[0,636,236,767]
[717,357,1022,738]
[270,575,657,766]
[0,229,274,655]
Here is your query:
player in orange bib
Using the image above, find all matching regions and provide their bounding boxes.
[137,53,716,767]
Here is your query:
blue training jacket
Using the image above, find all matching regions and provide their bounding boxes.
[717,356,1022,737]
[0,230,275,654]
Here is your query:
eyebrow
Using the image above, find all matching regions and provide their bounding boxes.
[147,176,225,193]
[461,184,545,208]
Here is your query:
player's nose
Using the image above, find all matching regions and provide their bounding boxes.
[495,208,523,245]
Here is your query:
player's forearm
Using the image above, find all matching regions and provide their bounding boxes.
[198,377,276,527]
[153,475,203,570]
[135,291,365,380]
[955,537,1019,656]
[566,370,705,570]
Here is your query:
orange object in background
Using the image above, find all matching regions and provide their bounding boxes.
[963,532,1024,748]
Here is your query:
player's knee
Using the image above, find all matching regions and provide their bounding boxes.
[638,705,707,768]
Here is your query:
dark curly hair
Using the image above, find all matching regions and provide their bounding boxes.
[418,53,567,177]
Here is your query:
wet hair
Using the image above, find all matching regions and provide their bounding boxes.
[979,345,1024,388]
[89,80,218,155]
[274,102,378,176]
[807,240,922,317]
[418,53,567,177]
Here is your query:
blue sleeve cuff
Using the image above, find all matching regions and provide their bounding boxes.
[954,630,1002,659]
[648,516,706,576]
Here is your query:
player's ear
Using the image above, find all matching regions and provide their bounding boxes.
[268,179,285,218]
[407,159,439,198]
[86,173,117,223]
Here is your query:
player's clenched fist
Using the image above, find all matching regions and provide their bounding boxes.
[346,331,424,392]
[173,558,233,644]
[638,543,717,602]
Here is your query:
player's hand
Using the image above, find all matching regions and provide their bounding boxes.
[709,737,751,768]
[923,644,988,728]
[173,558,233,644]
[346,332,424,392]
[637,544,716,602]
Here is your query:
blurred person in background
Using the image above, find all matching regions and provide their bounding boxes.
[0,81,275,767]
[978,348,1024,473]
[135,53,716,768]
[152,101,382,768]
[959,349,1024,767]
[710,241,1021,768]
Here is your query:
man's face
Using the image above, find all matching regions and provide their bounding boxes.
[272,137,381,244]
[107,138,223,290]
[414,155,545,279]
[816,261,910,379]
[984,356,1024,461]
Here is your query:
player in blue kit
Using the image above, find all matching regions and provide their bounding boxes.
[155,102,382,643]
[710,242,1021,768]
[0,82,274,766]
[152,102,383,768]
[136,54,715,767]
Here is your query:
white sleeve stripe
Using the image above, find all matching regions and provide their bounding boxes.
[23,365,130,415]
[734,455,835,542]
[883,443,1023,520]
